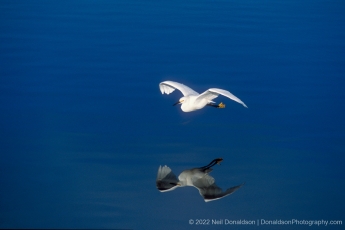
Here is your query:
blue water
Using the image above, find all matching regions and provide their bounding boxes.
[1,0,344,229]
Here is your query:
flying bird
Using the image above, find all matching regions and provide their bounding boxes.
[159,81,247,112]
[156,158,244,202]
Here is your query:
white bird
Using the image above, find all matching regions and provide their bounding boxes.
[156,158,244,202]
[159,81,247,112]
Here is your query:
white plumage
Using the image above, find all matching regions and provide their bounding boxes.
[156,158,244,202]
[159,81,247,112]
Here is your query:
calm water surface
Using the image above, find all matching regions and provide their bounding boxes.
[1,0,344,229]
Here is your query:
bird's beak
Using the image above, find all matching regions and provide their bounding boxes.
[173,101,181,106]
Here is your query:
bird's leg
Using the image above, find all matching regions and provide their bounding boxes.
[199,158,223,170]
[207,102,225,109]
[207,103,218,108]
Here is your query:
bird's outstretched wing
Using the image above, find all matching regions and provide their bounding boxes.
[200,183,244,202]
[192,174,215,187]
[193,175,244,202]
[159,81,199,96]
[156,165,180,192]
[196,88,247,108]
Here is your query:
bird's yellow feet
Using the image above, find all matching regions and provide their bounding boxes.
[218,102,225,108]
[216,158,223,165]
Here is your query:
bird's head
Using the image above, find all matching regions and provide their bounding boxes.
[173,97,187,106]
[168,181,184,187]
[170,182,182,186]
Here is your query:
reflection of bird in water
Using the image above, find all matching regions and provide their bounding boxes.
[156,158,244,202]
[159,81,247,112]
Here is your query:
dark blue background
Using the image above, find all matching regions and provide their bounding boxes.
[1,0,344,229]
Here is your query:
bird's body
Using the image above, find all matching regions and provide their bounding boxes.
[179,95,207,112]
[159,81,247,112]
[156,158,244,202]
